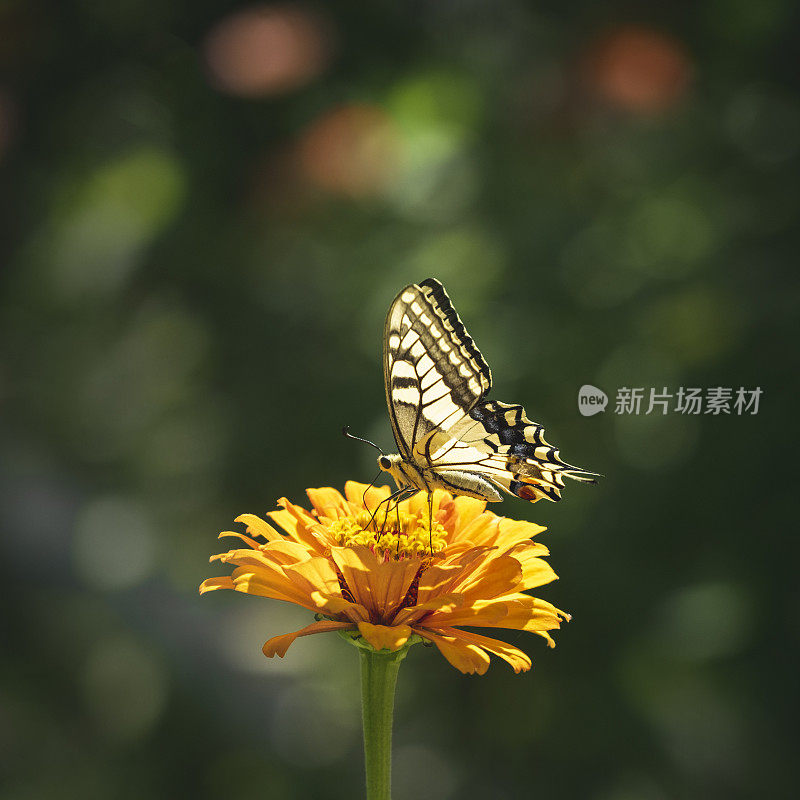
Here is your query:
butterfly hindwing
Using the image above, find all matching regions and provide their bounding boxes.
[428,400,597,502]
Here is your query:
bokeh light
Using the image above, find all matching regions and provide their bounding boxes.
[72,496,157,590]
[204,4,333,97]
[298,104,399,197]
[583,26,692,114]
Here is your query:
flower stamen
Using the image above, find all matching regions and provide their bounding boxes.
[328,510,446,560]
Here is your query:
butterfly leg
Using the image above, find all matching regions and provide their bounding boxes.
[427,491,434,553]
[366,485,416,533]
[387,486,420,556]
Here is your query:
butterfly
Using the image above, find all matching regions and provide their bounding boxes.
[377,278,597,505]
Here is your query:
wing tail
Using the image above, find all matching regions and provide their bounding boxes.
[428,399,598,504]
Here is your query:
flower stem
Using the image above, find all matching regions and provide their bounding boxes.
[359,648,407,800]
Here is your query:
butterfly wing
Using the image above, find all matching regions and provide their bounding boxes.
[383,277,597,503]
[426,400,598,502]
[383,278,491,459]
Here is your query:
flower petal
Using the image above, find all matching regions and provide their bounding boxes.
[432,627,532,673]
[230,565,320,610]
[451,496,487,530]
[392,593,463,626]
[452,554,523,601]
[218,530,262,549]
[269,500,324,552]
[306,487,350,520]
[415,563,464,605]
[495,517,547,549]
[199,576,234,593]
[258,539,314,566]
[283,556,342,598]
[519,557,558,589]
[235,513,285,542]
[453,513,499,545]
[330,546,420,620]
[344,481,390,511]
[263,620,354,658]
[422,597,511,628]
[413,628,491,674]
[311,592,370,623]
[446,594,569,633]
[357,621,412,652]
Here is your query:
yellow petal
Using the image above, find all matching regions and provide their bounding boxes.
[423,598,510,628]
[199,576,234,593]
[269,500,323,552]
[518,557,558,589]
[392,593,463,626]
[452,554,523,601]
[258,539,313,566]
[462,595,567,633]
[357,622,412,652]
[344,481,390,512]
[235,513,285,542]
[212,548,274,568]
[505,540,550,559]
[218,531,261,549]
[433,627,532,673]
[263,620,354,658]
[413,628,490,674]
[495,517,547,549]
[230,565,319,611]
[306,487,350,520]
[414,563,464,605]
[283,556,342,598]
[453,513,500,545]
[310,592,370,623]
[451,496,487,529]
[330,546,420,620]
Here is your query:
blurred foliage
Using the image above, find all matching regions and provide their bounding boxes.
[1,1,799,799]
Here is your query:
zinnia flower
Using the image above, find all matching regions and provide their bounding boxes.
[200,481,569,674]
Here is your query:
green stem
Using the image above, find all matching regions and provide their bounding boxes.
[359,648,406,800]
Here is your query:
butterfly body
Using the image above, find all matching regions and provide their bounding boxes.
[380,278,597,504]
[378,452,503,501]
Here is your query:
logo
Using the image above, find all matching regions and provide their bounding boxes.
[578,384,608,416]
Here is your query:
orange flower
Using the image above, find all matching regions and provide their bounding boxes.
[200,482,569,674]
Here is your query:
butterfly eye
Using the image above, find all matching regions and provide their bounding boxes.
[379,456,391,471]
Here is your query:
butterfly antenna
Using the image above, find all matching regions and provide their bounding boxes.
[342,426,385,456]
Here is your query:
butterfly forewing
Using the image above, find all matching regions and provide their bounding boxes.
[383,279,491,458]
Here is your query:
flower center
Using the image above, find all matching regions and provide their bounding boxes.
[328,510,446,560]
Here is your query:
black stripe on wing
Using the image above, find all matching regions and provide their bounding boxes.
[419,278,492,395]
[470,399,599,486]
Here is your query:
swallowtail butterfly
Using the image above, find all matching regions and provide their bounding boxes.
[378,278,597,504]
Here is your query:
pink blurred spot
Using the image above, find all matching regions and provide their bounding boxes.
[298,104,399,198]
[204,4,333,97]
[585,26,692,114]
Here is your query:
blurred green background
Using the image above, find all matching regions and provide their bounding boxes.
[2,1,798,798]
